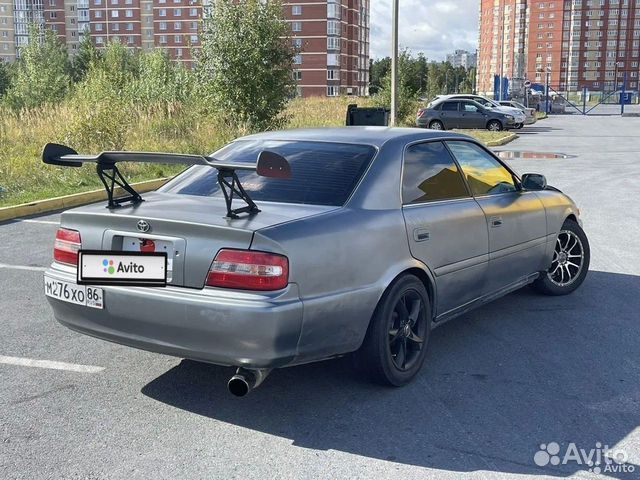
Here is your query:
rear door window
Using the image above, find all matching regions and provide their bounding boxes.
[441,101,459,112]
[162,140,377,206]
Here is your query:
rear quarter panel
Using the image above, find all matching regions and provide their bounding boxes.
[251,207,424,364]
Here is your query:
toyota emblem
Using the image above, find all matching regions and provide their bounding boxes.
[137,220,150,233]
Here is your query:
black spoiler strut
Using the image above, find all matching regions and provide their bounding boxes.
[42,143,291,218]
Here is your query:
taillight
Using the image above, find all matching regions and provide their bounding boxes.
[54,228,81,266]
[206,249,289,291]
[417,109,427,118]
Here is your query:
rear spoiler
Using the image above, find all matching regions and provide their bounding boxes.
[42,143,291,218]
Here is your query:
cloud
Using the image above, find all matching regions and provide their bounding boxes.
[370,0,479,60]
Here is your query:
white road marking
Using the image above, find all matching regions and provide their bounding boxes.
[0,355,104,373]
[0,263,46,272]
[17,219,59,225]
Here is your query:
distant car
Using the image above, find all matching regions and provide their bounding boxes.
[428,94,527,127]
[417,99,516,131]
[42,128,589,395]
[499,100,537,126]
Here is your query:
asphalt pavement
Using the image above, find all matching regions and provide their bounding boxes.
[1,112,639,479]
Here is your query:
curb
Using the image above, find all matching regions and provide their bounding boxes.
[486,133,518,147]
[0,178,168,223]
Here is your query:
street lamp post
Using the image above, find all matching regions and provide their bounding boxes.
[390,0,399,127]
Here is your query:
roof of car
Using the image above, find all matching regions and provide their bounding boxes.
[239,127,473,148]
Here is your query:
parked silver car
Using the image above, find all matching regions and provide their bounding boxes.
[42,128,590,395]
[499,100,537,126]
[417,99,516,131]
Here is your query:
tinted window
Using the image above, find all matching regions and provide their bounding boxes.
[402,142,469,204]
[446,141,518,196]
[441,101,459,112]
[163,140,376,206]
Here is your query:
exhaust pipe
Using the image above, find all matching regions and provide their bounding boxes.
[227,368,271,397]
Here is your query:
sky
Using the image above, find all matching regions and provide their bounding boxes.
[370,1,480,60]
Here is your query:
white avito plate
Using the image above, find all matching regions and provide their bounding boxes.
[78,251,167,286]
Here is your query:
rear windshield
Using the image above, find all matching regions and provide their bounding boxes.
[161,140,377,206]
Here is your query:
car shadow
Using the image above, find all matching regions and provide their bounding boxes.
[142,270,639,478]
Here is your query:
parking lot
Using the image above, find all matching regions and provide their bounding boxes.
[1,114,639,479]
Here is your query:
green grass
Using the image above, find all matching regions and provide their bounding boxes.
[0,97,514,208]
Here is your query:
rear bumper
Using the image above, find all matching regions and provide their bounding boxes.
[45,265,304,368]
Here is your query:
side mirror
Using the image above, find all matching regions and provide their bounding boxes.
[521,173,547,190]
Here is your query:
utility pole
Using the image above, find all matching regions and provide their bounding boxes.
[390,0,399,126]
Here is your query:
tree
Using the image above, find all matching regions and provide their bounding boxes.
[0,61,10,97]
[373,51,421,125]
[195,0,296,130]
[369,57,391,95]
[71,34,102,82]
[5,25,71,109]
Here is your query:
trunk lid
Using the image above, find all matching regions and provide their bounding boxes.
[61,192,337,288]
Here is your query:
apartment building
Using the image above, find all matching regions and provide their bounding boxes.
[285,0,370,96]
[478,0,640,95]
[446,49,478,69]
[0,0,370,97]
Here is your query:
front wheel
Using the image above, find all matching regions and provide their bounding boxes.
[355,275,432,386]
[487,120,503,131]
[515,123,524,129]
[532,219,590,295]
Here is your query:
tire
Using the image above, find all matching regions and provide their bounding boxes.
[532,219,590,296]
[429,120,445,130]
[515,123,524,129]
[355,275,432,386]
[487,120,503,131]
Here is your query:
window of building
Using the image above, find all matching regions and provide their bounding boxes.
[294,54,302,64]
[159,22,167,30]
[327,69,338,80]
[125,9,133,17]
[175,35,182,43]
[159,35,167,44]
[111,0,117,4]
[327,37,340,50]
[293,70,302,81]
[159,9,166,17]
[112,23,119,31]
[292,5,302,15]
[95,10,103,18]
[174,9,181,16]
[292,21,302,32]
[190,34,198,43]
[95,23,103,31]
[327,86,339,96]
[402,142,469,204]
[111,10,119,18]
[176,48,183,57]
[189,8,197,16]
[327,20,340,36]
[126,23,133,31]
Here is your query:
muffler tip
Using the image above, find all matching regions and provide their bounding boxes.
[228,375,251,397]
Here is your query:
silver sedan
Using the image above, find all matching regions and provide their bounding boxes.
[43,128,590,395]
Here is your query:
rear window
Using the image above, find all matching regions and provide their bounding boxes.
[162,140,377,206]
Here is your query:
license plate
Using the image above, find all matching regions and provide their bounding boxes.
[78,251,167,286]
[44,276,103,309]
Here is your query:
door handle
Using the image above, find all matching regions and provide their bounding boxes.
[490,216,503,227]
[413,228,430,242]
